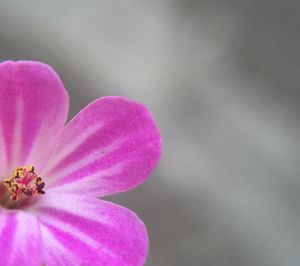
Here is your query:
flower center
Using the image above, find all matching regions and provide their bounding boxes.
[1,166,45,207]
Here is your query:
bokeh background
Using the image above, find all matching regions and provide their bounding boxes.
[1,1,300,265]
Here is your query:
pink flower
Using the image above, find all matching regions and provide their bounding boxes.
[0,61,162,265]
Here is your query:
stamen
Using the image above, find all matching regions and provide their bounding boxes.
[3,166,46,201]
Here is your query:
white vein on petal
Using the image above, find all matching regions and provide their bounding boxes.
[24,110,66,170]
[40,223,77,266]
[10,97,23,169]
[30,194,109,225]
[13,213,37,257]
[42,122,104,174]
[45,138,125,186]
[6,212,39,265]
[48,163,122,193]
[42,217,116,259]
[4,214,15,265]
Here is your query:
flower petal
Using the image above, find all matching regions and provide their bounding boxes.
[43,96,162,196]
[31,193,148,266]
[0,209,42,266]
[0,61,68,176]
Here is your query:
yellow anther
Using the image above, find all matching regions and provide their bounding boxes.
[3,166,45,202]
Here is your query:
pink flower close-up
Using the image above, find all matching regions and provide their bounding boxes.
[0,61,162,266]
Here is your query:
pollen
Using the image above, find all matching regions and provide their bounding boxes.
[3,166,45,201]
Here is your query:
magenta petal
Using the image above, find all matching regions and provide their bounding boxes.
[0,210,42,266]
[43,96,162,196]
[32,194,148,266]
[0,61,68,175]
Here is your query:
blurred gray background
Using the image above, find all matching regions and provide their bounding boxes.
[1,1,300,265]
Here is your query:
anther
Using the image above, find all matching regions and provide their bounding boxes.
[3,166,46,202]
[22,188,32,196]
